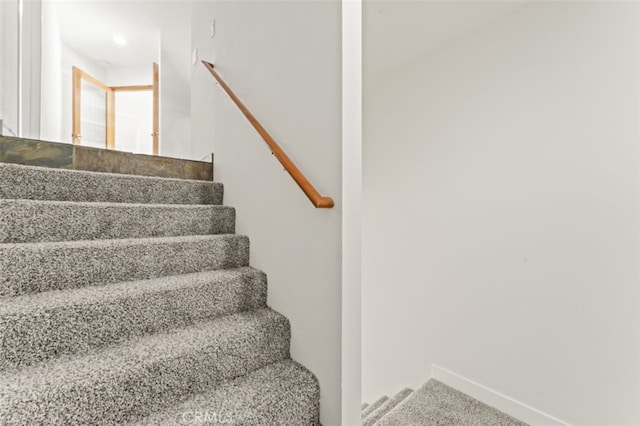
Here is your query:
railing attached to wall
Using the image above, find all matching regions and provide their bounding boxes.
[202,61,334,209]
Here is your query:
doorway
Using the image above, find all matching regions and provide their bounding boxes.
[71,63,159,155]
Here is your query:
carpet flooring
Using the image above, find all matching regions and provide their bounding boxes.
[0,162,320,425]
[364,380,528,426]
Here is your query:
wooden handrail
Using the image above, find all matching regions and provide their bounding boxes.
[202,61,334,208]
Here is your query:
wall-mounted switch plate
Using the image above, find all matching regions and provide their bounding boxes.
[192,48,198,65]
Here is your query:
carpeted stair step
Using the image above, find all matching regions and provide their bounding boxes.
[0,308,290,425]
[0,162,223,205]
[376,380,527,426]
[363,388,413,426]
[0,199,235,243]
[134,359,320,425]
[362,402,370,411]
[0,234,249,297]
[0,267,267,370]
[362,395,389,419]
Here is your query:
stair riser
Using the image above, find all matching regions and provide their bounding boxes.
[0,136,213,180]
[0,163,223,204]
[0,313,291,425]
[0,235,250,297]
[0,201,236,243]
[0,270,267,370]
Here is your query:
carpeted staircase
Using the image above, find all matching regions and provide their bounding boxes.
[0,162,320,425]
[363,380,527,426]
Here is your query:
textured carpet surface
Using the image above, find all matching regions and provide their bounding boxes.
[0,161,320,425]
[0,308,290,424]
[0,162,223,204]
[0,199,235,243]
[134,360,321,426]
[376,380,528,426]
[0,268,267,370]
[363,388,413,426]
[362,395,389,419]
[0,234,250,297]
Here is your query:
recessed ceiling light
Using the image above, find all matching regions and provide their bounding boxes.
[113,34,127,46]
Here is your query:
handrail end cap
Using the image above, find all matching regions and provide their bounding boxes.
[315,197,335,208]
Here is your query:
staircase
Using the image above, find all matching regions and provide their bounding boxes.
[0,160,320,425]
[362,380,527,426]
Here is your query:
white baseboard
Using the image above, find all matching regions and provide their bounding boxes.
[431,365,571,426]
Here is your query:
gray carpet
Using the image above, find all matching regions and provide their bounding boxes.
[363,388,413,426]
[0,161,320,425]
[0,234,250,297]
[368,380,528,426]
[0,162,223,204]
[362,395,389,419]
[0,268,267,369]
[0,199,235,243]
[134,360,320,425]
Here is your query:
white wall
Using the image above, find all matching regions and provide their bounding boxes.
[342,1,362,425]
[363,2,640,425]
[0,0,19,136]
[0,0,40,138]
[160,27,192,159]
[40,0,62,142]
[113,91,153,154]
[105,66,152,86]
[20,0,42,139]
[191,2,342,425]
[0,2,3,121]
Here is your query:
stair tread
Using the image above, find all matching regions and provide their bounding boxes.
[0,199,236,243]
[0,161,213,183]
[0,267,267,369]
[0,162,222,205]
[134,359,320,425]
[376,380,527,426]
[0,234,250,297]
[363,388,413,426]
[0,266,262,312]
[0,198,232,209]
[0,307,286,378]
[0,232,242,249]
[0,308,290,424]
[362,395,389,419]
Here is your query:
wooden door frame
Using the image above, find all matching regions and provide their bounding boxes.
[72,63,159,154]
[152,62,159,155]
[72,66,113,146]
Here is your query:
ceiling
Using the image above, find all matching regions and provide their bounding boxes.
[54,0,530,79]
[364,0,530,87]
[53,0,190,68]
